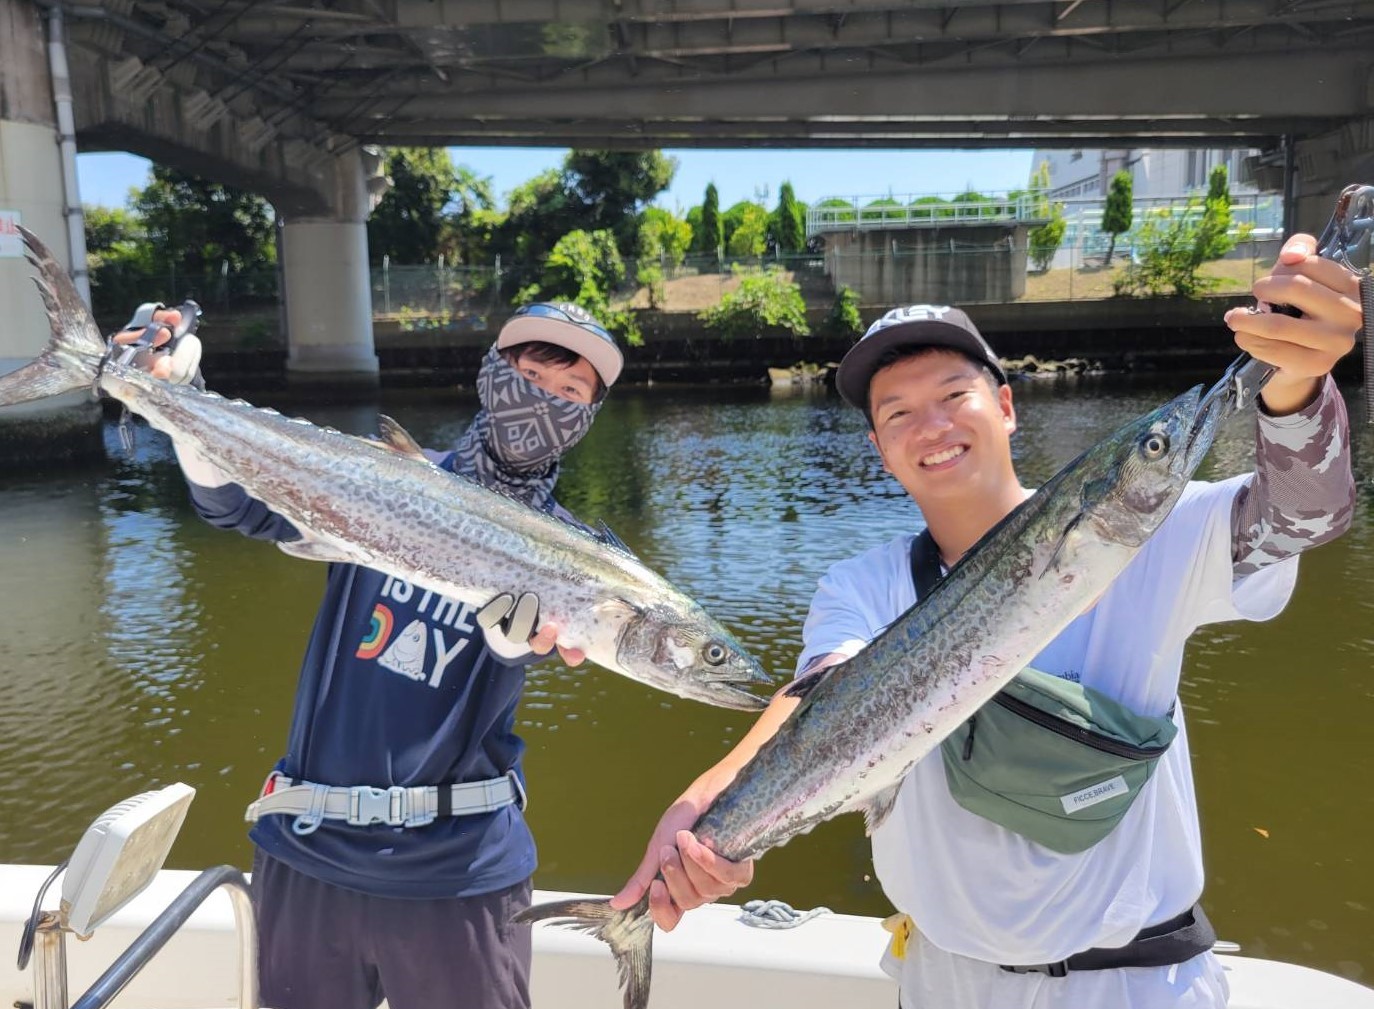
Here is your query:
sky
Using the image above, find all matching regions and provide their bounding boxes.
[76,146,1036,213]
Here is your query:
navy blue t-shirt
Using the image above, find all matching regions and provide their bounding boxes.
[189,452,555,900]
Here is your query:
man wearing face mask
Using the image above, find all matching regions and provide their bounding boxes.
[112,300,622,1009]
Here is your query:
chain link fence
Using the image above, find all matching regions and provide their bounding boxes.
[89,220,1277,332]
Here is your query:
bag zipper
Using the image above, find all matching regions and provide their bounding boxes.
[972,692,1165,762]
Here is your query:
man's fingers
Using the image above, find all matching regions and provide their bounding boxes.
[647,878,681,932]
[677,830,753,893]
[1277,233,1316,264]
[658,845,705,915]
[1226,304,1358,355]
[1231,333,1347,379]
[610,856,657,909]
[1266,250,1361,298]
[527,624,558,656]
[556,644,586,666]
[113,308,182,347]
[1252,273,1361,326]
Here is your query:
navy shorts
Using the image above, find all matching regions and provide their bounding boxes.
[251,849,532,1009]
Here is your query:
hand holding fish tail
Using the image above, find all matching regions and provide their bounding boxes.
[1224,233,1361,414]
[610,685,805,929]
[609,799,752,932]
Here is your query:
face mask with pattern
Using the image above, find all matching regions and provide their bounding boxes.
[448,346,601,508]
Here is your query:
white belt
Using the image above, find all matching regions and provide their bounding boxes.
[245,770,527,836]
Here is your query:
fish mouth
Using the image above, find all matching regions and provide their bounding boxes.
[703,682,771,711]
[1182,382,1223,467]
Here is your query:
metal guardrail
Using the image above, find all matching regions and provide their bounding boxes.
[28,865,258,1009]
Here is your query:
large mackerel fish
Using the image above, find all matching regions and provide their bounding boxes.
[517,371,1233,1008]
[0,228,769,711]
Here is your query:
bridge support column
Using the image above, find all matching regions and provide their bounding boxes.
[1292,119,1374,238]
[0,0,100,464]
[280,148,379,390]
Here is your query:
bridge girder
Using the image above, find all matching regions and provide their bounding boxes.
[49,0,1374,155]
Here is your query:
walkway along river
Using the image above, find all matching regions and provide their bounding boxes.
[0,377,1369,985]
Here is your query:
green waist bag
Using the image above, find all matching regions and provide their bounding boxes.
[908,529,1177,854]
[938,668,1177,854]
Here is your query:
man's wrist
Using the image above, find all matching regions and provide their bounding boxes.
[1258,372,1323,416]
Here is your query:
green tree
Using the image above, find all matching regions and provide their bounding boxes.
[84,205,141,254]
[1101,170,1133,266]
[685,205,704,251]
[85,204,154,322]
[1025,161,1066,273]
[638,207,693,267]
[496,151,676,266]
[699,183,723,256]
[1198,164,1236,261]
[520,229,641,345]
[438,165,498,265]
[698,265,809,341]
[823,285,864,339]
[563,150,677,252]
[134,165,275,280]
[724,201,769,258]
[366,148,459,265]
[773,181,806,253]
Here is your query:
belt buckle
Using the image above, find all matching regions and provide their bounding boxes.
[348,785,406,826]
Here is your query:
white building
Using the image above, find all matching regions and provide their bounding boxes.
[1029,148,1262,201]
[1025,148,1279,268]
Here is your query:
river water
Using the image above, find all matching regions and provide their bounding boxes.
[0,376,1370,984]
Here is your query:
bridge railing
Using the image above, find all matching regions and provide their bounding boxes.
[806,190,1050,236]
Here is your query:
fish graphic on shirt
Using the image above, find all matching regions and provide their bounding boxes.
[377,619,428,681]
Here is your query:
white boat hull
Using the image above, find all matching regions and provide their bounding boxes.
[1,865,1369,1009]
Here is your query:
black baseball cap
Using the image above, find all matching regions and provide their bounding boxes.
[835,304,1007,410]
[498,302,624,387]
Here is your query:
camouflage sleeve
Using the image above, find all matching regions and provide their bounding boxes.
[1231,375,1355,577]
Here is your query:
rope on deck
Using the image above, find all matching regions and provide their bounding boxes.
[738,898,831,929]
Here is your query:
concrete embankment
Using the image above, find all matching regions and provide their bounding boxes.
[140,294,1363,391]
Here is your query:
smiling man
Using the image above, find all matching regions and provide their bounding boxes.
[611,234,1359,1009]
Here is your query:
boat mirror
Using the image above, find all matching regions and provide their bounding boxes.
[59,783,196,938]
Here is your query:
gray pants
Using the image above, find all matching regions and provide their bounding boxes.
[251,849,532,1009]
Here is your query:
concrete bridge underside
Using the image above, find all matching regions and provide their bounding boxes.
[2,0,1374,454]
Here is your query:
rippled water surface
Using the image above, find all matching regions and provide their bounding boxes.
[1,376,1371,983]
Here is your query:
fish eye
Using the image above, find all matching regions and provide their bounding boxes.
[703,642,727,666]
[1140,432,1169,459]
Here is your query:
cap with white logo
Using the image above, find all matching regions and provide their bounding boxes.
[834,304,1007,410]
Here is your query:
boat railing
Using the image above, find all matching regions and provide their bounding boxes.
[27,865,257,1009]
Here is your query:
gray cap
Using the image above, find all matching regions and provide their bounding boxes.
[835,304,1007,410]
[498,302,624,387]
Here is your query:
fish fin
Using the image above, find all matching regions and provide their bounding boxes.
[0,228,106,407]
[276,536,358,565]
[514,895,655,1009]
[595,520,637,558]
[859,782,903,835]
[593,597,642,625]
[376,414,428,461]
[1043,511,1084,576]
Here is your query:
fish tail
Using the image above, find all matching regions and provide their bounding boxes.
[0,227,106,406]
[514,895,655,1009]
